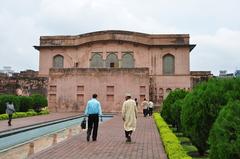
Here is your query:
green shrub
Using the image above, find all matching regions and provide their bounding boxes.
[0,109,49,120]
[26,111,38,116]
[181,78,240,155]
[209,101,240,159]
[161,89,188,127]
[13,112,28,118]
[0,114,8,120]
[171,99,184,131]
[38,107,49,115]
[18,96,33,112]
[154,113,192,159]
[0,95,20,114]
[31,94,48,112]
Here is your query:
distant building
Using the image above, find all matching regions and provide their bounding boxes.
[235,70,240,77]
[0,66,14,76]
[219,70,236,78]
[219,70,227,77]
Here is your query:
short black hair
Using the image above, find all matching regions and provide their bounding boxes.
[92,94,98,98]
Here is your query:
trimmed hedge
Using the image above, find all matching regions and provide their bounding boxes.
[18,96,33,112]
[153,113,192,159]
[0,94,48,114]
[0,108,49,120]
[31,94,48,112]
[0,95,20,114]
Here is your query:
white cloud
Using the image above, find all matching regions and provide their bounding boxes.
[0,0,240,74]
[191,28,240,75]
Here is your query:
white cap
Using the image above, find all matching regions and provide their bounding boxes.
[125,93,131,97]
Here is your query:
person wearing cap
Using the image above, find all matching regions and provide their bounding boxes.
[122,93,138,143]
[84,94,102,142]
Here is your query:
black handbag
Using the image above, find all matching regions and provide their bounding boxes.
[81,118,86,129]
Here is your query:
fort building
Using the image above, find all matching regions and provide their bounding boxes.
[34,30,210,112]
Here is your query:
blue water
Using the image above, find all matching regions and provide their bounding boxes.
[0,116,112,151]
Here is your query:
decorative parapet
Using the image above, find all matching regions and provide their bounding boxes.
[34,30,196,51]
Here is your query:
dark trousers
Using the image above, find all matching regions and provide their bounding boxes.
[143,109,148,117]
[8,114,12,126]
[125,130,133,141]
[87,114,99,141]
[149,108,153,116]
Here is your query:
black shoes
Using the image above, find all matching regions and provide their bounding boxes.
[87,135,90,142]
[126,136,131,143]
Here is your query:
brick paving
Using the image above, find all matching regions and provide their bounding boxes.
[0,113,79,133]
[30,115,167,159]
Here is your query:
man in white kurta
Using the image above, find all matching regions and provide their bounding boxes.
[122,93,138,142]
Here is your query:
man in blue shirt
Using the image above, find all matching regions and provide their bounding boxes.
[85,94,102,142]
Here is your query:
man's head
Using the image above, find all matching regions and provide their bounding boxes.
[125,93,131,100]
[92,94,98,98]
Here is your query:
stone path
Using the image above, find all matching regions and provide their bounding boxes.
[30,115,167,159]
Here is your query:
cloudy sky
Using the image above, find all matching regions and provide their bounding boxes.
[0,0,239,75]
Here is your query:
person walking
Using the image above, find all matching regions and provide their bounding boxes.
[122,93,138,143]
[134,98,138,107]
[141,98,149,117]
[84,94,102,142]
[6,101,15,126]
[148,100,154,116]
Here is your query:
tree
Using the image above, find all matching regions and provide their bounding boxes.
[171,99,184,131]
[209,101,240,159]
[161,89,188,126]
[181,79,226,155]
[181,78,240,156]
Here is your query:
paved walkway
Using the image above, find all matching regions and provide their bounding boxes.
[30,115,167,159]
[0,113,79,133]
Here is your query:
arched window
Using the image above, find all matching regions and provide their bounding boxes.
[53,55,64,68]
[122,53,134,68]
[163,54,175,75]
[159,88,163,94]
[106,53,119,68]
[166,88,172,93]
[90,53,104,68]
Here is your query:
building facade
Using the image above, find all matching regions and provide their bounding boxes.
[34,30,196,112]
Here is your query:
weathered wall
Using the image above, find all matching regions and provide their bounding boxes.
[48,68,149,113]
[0,71,48,96]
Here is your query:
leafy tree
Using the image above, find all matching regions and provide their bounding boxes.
[161,89,188,126]
[209,101,240,159]
[181,78,240,155]
[171,99,184,131]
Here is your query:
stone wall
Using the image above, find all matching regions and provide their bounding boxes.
[0,71,48,96]
[48,68,149,113]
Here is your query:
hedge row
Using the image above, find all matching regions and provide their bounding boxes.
[0,109,49,120]
[161,77,240,158]
[153,113,192,159]
[0,94,47,114]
